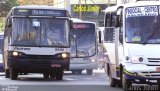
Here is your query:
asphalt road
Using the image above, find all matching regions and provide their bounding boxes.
[0,70,124,91]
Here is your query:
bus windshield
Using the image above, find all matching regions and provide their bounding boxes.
[12,18,69,47]
[70,23,96,57]
[125,6,160,44]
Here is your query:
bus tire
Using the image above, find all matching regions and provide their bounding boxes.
[50,72,56,79]
[55,69,64,80]
[122,73,132,91]
[108,69,116,87]
[72,70,77,75]
[77,70,82,75]
[87,69,93,75]
[10,68,18,80]
[5,69,10,78]
[43,73,49,79]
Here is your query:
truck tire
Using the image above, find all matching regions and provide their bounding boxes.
[5,69,10,78]
[10,68,18,80]
[55,69,64,80]
[87,69,93,75]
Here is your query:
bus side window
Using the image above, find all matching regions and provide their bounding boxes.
[118,10,123,44]
[104,12,116,43]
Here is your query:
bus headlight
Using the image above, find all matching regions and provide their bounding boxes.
[9,51,26,57]
[62,53,68,58]
[12,51,18,56]
[90,59,96,63]
[131,56,144,63]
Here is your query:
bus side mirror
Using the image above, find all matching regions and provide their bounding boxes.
[98,31,102,43]
[7,19,12,27]
[70,20,73,29]
[115,6,123,28]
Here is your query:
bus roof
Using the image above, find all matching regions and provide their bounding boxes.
[12,5,67,10]
[104,1,160,13]
[124,1,160,8]
[71,18,96,24]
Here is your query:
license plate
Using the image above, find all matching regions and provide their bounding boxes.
[51,64,61,68]
[156,67,160,72]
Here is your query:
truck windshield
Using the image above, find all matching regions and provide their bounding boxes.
[70,23,96,57]
[11,18,69,47]
[125,6,160,44]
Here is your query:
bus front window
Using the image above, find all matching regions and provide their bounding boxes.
[12,18,69,47]
[125,6,160,44]
[71,23,96,57]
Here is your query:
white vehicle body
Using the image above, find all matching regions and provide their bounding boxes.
[3,5,71,80]
[70,18,98,75]
[0,32,4,71]
[102,0,160,90]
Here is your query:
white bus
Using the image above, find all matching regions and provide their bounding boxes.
[70,18,98,75]
[0,32,4,72]
[3,5,72,80]
[102,0,160,90]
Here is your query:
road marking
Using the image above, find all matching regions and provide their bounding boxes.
[64,78,76,81]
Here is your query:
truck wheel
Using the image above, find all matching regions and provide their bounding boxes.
[43,73,49,79]
[87,69,93,75]
[10,68,18,80]
[5,69,10,78]
[108,69,116,87]
[122,73,132,91]
[55,69,64,80]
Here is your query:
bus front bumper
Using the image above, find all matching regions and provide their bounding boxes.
[8,57,70,72]
[124,63,160,79]
[70,62,98,70]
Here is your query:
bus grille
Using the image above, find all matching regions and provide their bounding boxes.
[147,58,160,66]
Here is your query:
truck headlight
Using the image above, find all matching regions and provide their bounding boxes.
[131,56,144,63]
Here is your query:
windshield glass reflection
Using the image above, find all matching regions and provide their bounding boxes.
[70,23,96,57]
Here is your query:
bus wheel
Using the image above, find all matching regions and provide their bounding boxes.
[77,70,82,75]
[5,69,10,78]
[122,73,132,91]
[87,69,93,75]
[10,68,18,80]
[71,70,77,75]
[55,69,64,80]
[108,69,116,87]
[50,72,56,79]
[43,73,49,79]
